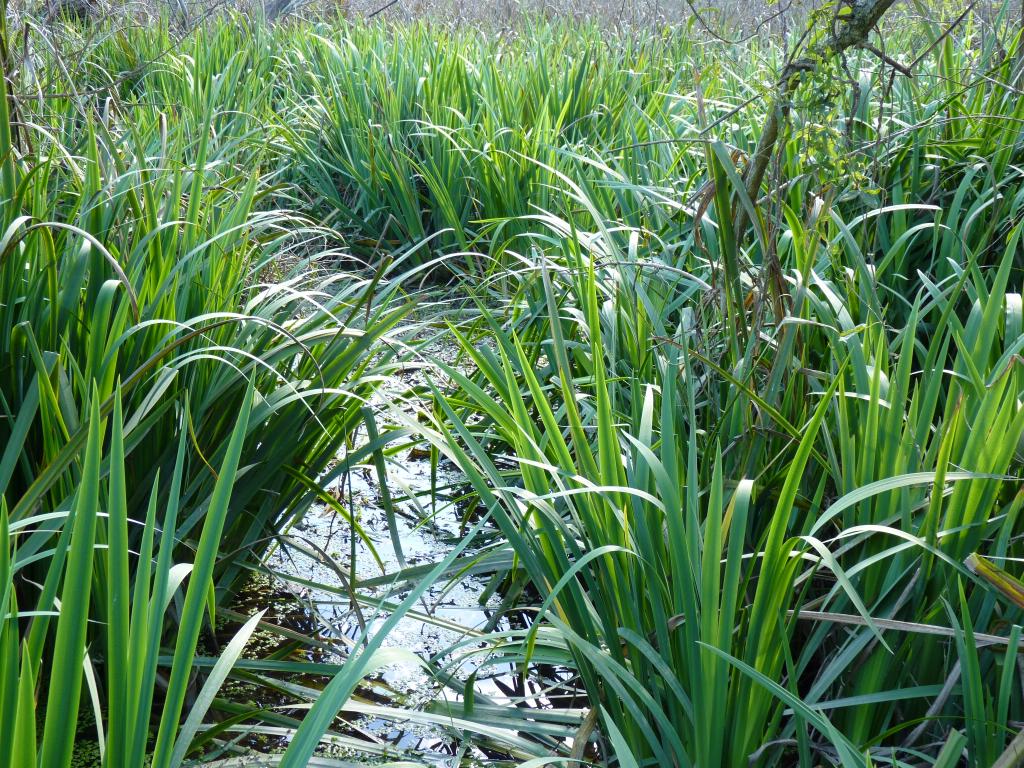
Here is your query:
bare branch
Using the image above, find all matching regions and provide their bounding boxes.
[858,41,913,77]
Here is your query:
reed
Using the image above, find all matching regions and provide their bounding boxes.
[1,4,1023,765]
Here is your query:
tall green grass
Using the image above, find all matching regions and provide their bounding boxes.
[3,4,1024,766]
[0,9,423,764]
[410,8,1024,766]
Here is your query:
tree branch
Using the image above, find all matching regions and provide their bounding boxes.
[740,0,901,218]
[858,41,913,77]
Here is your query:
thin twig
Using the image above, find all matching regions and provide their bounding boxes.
[859,41,913,76]
[367,0,400,19]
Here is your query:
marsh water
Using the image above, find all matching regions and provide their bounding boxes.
[222,345,582,763]
[267,445,510,748]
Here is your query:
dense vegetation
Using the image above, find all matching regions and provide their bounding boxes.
[1,2,1024,766]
